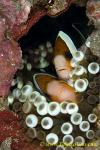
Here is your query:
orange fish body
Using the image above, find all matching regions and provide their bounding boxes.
[33,32,78,103]
[53,31,77,80]
[34,73,77,103]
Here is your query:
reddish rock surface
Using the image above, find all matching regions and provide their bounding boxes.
[0,110,25,149]
[0,109,46,150]
[86,0,100,28]
[0,40,22,97]
[0,0,32,97]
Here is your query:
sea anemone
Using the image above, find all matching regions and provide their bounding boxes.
[6,31,100,150]
[79,121,90,132]
[46,133,59,145]
[74,79,88,92]
[41,117,53,130]
[86,130,95,139]
[61,122,73,135]
[88,62,100,74]
[63,134,74,145]
[25,114,38,128]
[75,136,85,146]
[70,113,82,125]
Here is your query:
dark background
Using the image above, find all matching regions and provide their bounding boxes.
[19,5,93,51]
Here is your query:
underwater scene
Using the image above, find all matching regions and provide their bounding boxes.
[0,0,100,150]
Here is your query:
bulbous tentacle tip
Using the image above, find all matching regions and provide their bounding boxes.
[33,73,79,103]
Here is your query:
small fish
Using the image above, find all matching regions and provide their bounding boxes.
[53,31,77,80]
[33,73,78,103]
